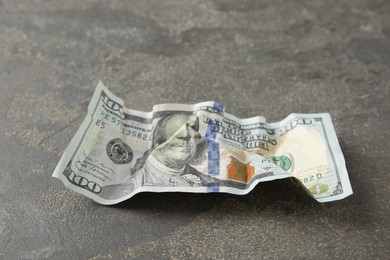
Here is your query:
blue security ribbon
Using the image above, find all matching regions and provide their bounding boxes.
[204,102,224,192]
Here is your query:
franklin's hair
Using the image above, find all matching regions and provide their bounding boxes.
[131,114,207,175]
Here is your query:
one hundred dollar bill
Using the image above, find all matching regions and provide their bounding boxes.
[52,81,353,204]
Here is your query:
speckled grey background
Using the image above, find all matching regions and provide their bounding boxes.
[1,0,389,259]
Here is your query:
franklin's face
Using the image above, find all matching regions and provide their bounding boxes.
[152,114,202,167]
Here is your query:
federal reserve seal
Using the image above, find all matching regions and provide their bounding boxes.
[106,138,133,164]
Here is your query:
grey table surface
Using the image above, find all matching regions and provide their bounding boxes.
[1,0,389,259]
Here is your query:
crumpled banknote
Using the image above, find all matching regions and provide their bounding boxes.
[52,81,353,204]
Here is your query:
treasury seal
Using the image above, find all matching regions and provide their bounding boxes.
[106,138,133,164]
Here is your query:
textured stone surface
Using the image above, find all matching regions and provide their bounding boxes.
[1,0,389,259]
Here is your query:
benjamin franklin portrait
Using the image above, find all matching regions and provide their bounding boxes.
[99,113,220,200]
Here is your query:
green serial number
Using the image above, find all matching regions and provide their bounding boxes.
[303,173,323,183]
[121,128,151,140]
